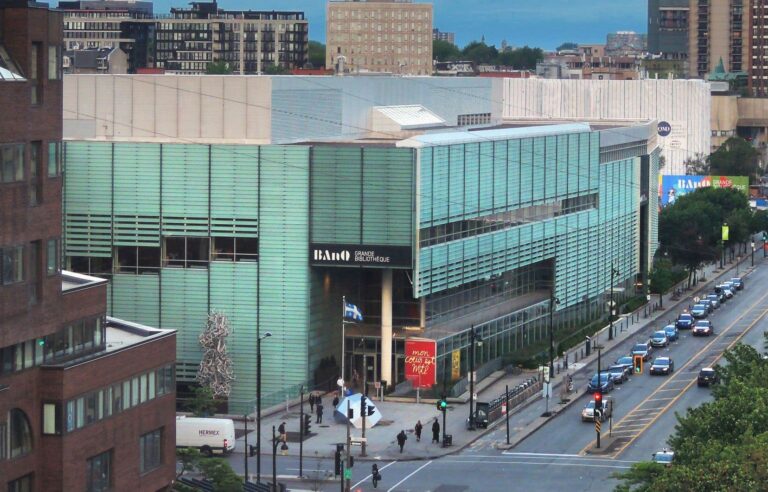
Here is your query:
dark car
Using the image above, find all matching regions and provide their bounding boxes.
[649,357,675,375]
[631,342,653,361]
[587,372,615,393]
[699,299,715,313]
[615,356,634,375]
[663,324,679,342]
[607,365,629,383]
[697,367,719,386]
[650,330,669,348]
[690,304,709,319]
[730,277,744,290]
[676,313,694,329]
[693,320,714,336]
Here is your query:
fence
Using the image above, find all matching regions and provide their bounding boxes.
[482,375,541,424]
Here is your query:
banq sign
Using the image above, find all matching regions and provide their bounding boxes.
[310,244,411,267]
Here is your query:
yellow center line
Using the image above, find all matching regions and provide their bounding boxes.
[579,288,768,457]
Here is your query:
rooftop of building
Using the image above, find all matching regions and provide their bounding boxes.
[62,270,108,293]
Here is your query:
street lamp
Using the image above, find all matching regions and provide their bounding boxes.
[751,241,756,267]
[548,294,560,379]
[467,325,482,431]
[256,331,272,484]
[608,264,618,341]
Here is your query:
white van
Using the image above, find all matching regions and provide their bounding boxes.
[176,416,236,456]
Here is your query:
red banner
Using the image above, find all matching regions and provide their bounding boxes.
[404,338,437,389]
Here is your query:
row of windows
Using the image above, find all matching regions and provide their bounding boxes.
[64,21,122,30]
[419,194,599,248]
[59,364,174,434]
[329,9,431,20]
[1,238,59,286]
[0,316,104,376]
[457,113,492,127]
[1,142,62,184]
[111,237,258,273]
[64,31,122,39]
[0,409,32,461]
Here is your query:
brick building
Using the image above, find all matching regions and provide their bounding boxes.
[0,2,176,491]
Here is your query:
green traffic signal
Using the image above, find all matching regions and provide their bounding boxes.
[440,400,447,409]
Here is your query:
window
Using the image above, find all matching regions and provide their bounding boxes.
[0,422,6,460]
[7,474,32,492]
[8,409,33,458]
[42,402,61,435]
[30,42,41,104]
[1,144,24,183]
[139,428,163,474]
[48,45,60,80]
[46,238,59,275]
[28,240,40,304]
[211,237,258,261]
[47,142,61,177]
[1,246,24,285]
[86,450,112,492]
[164,237,209,268]
[116,246,160,274]
[69,256,112,277]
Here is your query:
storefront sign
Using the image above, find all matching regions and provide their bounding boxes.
[451,349,461,381]
[404,338,437,389]
[658,175,749,208]
[309,244,411,268]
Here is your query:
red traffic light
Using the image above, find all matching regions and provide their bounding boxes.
[594,392,602,404]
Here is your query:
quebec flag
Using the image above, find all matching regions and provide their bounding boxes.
[344,302,364,322]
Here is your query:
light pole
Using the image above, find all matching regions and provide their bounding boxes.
[256,331,272,484]
[467,325,482,431]
[548,294,560,379]
[751,241,755,267]
[608,264,618,341]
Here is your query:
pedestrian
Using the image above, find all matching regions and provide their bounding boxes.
[332,395,340,408]
[431,418,440,444]
[278,421,287,443]
[414,420,423,442]
[316,402,324,424]
[308,393,315,413]
[396,430,407,453]
[371,464,381,488]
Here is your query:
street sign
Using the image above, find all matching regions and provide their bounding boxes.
[344,468,352,479]
[337,378,344,388]
[374,381,381,389]
[472,393,478,400]
[350,437,367,445]
[542,382,552,399]
[595,420,602,433]
[501,403,507,415]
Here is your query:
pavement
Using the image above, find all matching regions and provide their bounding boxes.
[223,254,753,483]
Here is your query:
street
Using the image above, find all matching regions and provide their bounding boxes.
[223,259,768,491]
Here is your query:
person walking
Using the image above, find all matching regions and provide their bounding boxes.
[332,395,340,409]
[316,401,324,423]
[431,418,440,444]
[308,393,315,413]
[371,464,381,488]
[396,430,407,453]
[414,420,423,442]
[278,421,287,443]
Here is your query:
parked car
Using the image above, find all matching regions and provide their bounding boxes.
[730,277,744,290]
[722,281,737,294]
[650,330,670,348]
[705,294,720,309]
[587,372,615,393]
[607,364,629,383]
[663,324,679,342]
[676,313,694,329]
[713,289,727,303]
[693,320,714,336]
[699,299,715,313]
[631,342,653,361]
[690,304,709,319]
[697,367,719,387]
[649,357,675,375]
[652,449,675,466]
[581,398,614,422]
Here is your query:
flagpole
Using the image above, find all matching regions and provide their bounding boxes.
[341,296,346,396]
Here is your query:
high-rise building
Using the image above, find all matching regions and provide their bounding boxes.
[57,0,309,74]
[326,0,433,75]
[432,27,455,45]
[689,0,748,77]
[749,0,768,96]
[1,2,176,490]
[647,0,690,59]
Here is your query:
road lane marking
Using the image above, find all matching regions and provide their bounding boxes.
[386,460,431,492]
[351,460,397,489]
[501,452,582,458]
[579,288,768,457]
[445,459,633,469]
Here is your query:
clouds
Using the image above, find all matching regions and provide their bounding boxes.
[147,0,646,50]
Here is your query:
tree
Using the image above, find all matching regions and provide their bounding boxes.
[197,310,234,398]
[264,64,290,75]
[556,42,578,52]
[197,459,243,492]
[433,39,461,61]
[206,61,232,75]
[750,209,768,235]
[461,41,498,65]
[648,258,675,297]
[708,137,760,183]
[308,40,325,68]
[683,153,708,175]
[176,448,202,481]
[190,386,218,417]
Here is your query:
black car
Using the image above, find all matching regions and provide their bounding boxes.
[649,357,675,375]
[731,277,744,290]
[697,367,719,386]
[676,313,694,330]
[693,320,714,337]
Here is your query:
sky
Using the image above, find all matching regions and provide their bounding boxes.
[146,0,648,51]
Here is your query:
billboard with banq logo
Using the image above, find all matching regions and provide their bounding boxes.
[310,244,411,268]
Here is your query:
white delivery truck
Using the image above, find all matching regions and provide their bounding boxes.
[176,416,236,456]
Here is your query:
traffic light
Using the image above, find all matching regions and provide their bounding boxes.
[763,232,767,242]
[361,395,367,418]
[593,391,602,407]
[334,444,343,476]
[303,413,311,435]
[633,355,644,375]
[249,445,256,457]
[436,398,447,412]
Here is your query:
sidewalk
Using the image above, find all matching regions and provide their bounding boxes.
[231,255,756,468]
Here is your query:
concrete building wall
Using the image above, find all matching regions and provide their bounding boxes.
[500,78,711,174]
[711,93,739,151]
[326,0,433,75]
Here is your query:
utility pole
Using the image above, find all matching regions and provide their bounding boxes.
[361,395,367,457]
[299,387,304,478]
[468,325,476,430]
[244,414,249,483]
[505,384,510,445]
[596,347,602,449]
[549,293,559,379]
[608,264,617,341]
[272,426,277,492]
[345,400,351,492]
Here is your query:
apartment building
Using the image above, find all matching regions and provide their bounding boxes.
[432,27,454,45]
[0,3,176,490]
[326,0,433,75]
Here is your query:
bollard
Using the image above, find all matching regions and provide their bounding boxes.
[564,353,568,370]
